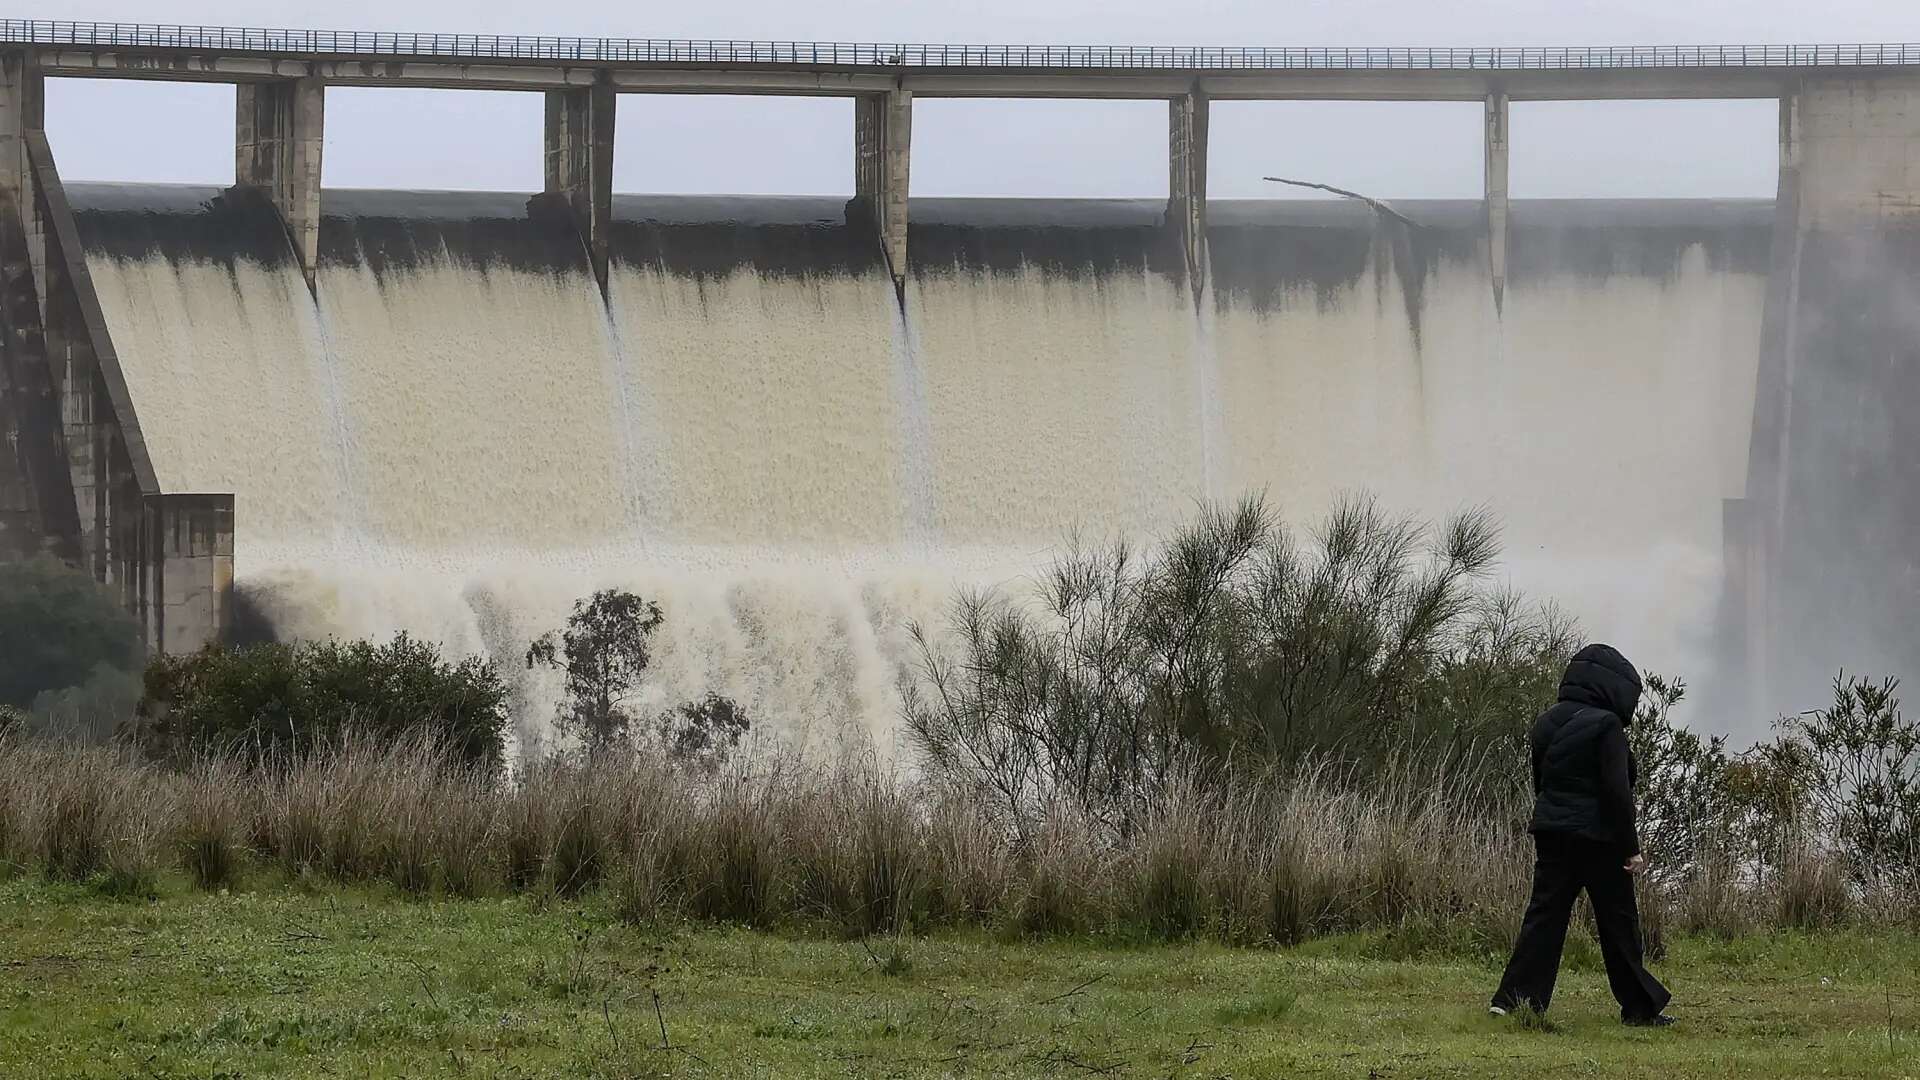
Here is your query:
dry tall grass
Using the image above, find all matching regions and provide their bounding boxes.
[0,728,1905,947]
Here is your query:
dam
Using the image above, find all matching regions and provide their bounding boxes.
[4,22,1920,741]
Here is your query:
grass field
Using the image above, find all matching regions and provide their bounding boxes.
[2,878,1917,1079]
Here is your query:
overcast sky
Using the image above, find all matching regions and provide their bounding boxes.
[29,0,1920,199]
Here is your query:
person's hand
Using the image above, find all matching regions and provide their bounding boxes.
[1625,853,1647,875]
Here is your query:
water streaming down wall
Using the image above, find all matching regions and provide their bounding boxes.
[68,184,1769,748]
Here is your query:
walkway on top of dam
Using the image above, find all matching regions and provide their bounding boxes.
[11,19,1920,98]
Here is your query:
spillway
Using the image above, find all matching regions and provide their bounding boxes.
[68,185,1769,748]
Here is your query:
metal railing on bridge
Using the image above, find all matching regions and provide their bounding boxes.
[5,20,1920,70]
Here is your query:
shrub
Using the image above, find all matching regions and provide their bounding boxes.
[1768,675,1920,893]
[1629,675,1735,882]
[904,495,1572,833]
[0,557,142,710]
[135,633,510,772]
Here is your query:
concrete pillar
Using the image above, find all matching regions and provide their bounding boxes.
[236,77,325,288]
[1739,74,1920,709]
[0,50,79,565]
[1483,89,1510,310]
[1747,87,1804,536]
[544,78,615,296]
[0,58,226,648]
[1731,84,1805,719]
[0,50,38,558]
[1169,88,1209,302]
[0,51,38,189]
[139,493,234,656]
[0,50,45,320]
[854,88,912,285]
[30,132,106,580]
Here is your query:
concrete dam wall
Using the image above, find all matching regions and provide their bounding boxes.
[68,185,1769,746]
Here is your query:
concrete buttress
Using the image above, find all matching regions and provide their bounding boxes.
[854,88,912,286]
[1738,73,1920,709]
[0,50,79,564]
[235,76,325,289]
[545,78,616,298]
[1168,88,1209,304]
[0,46,233,652]
[1484,89,1510,309]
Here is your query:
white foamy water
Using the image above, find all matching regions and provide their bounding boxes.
[83,202,1764,747]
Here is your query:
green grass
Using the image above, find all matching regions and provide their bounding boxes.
[2,876,1918,1078]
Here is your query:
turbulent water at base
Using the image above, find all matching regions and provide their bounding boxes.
[71,187,1770,749]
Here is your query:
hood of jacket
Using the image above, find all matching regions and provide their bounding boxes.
[1556,643,1642,724]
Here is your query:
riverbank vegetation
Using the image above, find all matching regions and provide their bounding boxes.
[0,496,1914,945]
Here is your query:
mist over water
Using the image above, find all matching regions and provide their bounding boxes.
[73,187,1769,748]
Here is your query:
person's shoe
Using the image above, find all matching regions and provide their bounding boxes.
[1488,1006,1509,1017]
[1623,1013,1677,1028]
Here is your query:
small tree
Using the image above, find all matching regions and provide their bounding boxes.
[659,692,752,770]
[1769,675,1920,889]
[528,589,665,755]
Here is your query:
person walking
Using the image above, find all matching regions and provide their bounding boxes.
[1489,643,1674,1026]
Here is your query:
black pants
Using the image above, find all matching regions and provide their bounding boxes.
[1491,833,1670,1019]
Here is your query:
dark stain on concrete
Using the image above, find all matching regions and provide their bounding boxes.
[65,183,294,270]
[66,186,1775,317]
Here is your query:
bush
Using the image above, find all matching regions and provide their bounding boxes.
[1629,674,1735,882]
[0,557,142,710]
[135,633,510,772]
[904,495,1572,832]
[1768,675,1920,892]
[1627,671,1920,916]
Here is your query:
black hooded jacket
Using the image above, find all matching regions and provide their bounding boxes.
[1527,644,1643,854]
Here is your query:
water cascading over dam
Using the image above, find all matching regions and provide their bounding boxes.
[65,183,1769,747]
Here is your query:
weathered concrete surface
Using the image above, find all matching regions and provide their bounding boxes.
[852,88,912,284]
[0,52,52,339]
[0,58,232,653]
[1484,90,1510,307]
[0,50,36,557]
[1167,88,1209,302]
[235,76,324,287]
[1794,78,1920,224]
[0,50,79,564]
[543,78,615,296]
[1741,74,1920,709]
[139,492,234,655]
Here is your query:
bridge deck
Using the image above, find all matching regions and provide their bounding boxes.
[10,20,1920,99]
